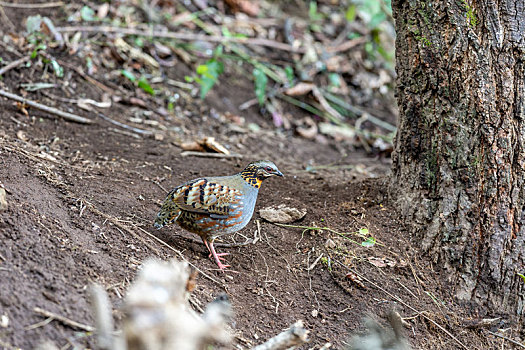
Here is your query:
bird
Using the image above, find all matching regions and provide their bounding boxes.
[154,160,283,270]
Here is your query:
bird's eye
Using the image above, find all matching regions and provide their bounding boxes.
[265,166,272,172]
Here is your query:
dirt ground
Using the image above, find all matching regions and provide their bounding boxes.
[0,3,514,350]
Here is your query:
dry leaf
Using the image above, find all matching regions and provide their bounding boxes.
[181,141,205,152]
[259,204,307,223]
[202,137,230,155]
[285,82,315,96]
[180,137,230,154]
[368,257,397,268]
[224,0,259,16]
[296,117,318,139]
[345,271,366,288]
[97,3,110,19]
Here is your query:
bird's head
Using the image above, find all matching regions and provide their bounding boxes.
[240,160,283,188]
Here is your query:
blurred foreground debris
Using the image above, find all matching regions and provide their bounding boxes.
[252,320,309,350]
[90,259,232,350]
[347,311,410,350]
[89,258,309,350]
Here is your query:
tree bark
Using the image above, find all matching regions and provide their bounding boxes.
[391,0,525,317]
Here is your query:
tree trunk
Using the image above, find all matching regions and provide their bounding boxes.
[391,0,525,317]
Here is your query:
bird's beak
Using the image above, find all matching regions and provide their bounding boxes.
[275,169,284,177]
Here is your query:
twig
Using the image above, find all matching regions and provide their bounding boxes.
[98,113,153,136]
[0,1,63,8]
[55,26,305,53]
[0,4,14,31]
[252,320,309,350]
[306,253,323,271]
[486,330,525,349]
[33,307,95,332]
[332,260,469,350]
[312,86,344,122]
[0,89,92,124]
[25,317,54,330]
[326,37,367,53]
[180,151,243,159]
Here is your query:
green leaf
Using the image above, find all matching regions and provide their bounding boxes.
[359,228,369,235]
[80,6,96,21]
[213,45,223,58]
[284,66,294,84]
[196,64,208,75]
[345,4,357,22]
[369,12,386,28]
[184,75,194,83]
[121,70,136,82]
[361,236,376,247]
[253,68,268,106]
[197,59,223,99]
[518,273,525,284]
[31,44,46,59]
[50,60,63,77]
[221,27,232,38]
[328,73,340,87]
[134,37,144,48]
[138,76,155,95]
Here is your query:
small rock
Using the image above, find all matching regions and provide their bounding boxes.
[16,130,28,141]
[0,314,8,328]
[259,204,306,223]
[311,309,319,318]
[0,187,7,212]
[324,238,336,249]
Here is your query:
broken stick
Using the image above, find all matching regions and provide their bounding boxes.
[33,307,95,332]
[0,89,92,124]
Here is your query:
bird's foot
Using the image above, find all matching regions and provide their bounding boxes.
[216,261,231,270]
[208,252,229,261]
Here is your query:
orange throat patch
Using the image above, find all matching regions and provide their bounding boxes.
[240,167,262,188]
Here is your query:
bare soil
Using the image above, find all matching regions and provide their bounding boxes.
[0,3,509,350]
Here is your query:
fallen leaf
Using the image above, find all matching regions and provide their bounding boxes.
[285,82,315,96]
[260,204,307,223]
[296,117,318,139]
[345,271,365,288]
[202,137,230,155]
[224,0,259,16]
[180,141,205,152]
[368,257,397,268]
[97,3,109,19]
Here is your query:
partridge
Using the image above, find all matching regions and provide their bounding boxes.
[154,160,283,270]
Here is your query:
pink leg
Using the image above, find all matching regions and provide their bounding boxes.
[205,241,230,270]
[203,240,229,260]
